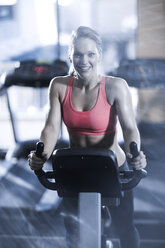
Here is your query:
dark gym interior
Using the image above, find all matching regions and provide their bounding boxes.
[0,0,165,247]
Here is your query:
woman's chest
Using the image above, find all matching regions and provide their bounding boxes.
[71,86,100,111]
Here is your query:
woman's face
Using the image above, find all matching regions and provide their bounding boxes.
[70,37,101,79]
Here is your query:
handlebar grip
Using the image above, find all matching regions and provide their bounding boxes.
[130,141,139,158]
[121,141,147,190]
[121,169,147,191]
[34,141,57,190]
[35,141,44,158]
[35,142,44,176]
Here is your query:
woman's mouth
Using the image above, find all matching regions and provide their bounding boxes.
[77,66,91,72]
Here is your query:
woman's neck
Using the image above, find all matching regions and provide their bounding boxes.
[74,74,101,90]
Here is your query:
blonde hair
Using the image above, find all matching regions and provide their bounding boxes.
[68,26,102,75]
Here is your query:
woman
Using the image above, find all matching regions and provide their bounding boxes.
[28,26,146,248]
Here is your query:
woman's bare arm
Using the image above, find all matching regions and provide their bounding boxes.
[28,77,62,170]
[115,79,140,152]
[40,78,62,160]
[114,78,146,169]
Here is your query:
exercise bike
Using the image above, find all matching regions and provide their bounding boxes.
[34,141,147,248]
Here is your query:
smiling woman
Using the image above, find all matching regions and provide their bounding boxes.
[28,25,146,248]
[68,26,102,77]
[70,37,101,79]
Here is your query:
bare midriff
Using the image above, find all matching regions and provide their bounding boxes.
[69,130,126,167]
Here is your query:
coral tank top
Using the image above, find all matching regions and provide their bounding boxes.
[62,76,117,135]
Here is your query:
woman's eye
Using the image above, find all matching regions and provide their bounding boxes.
[88,53,95,57]
[74,54,81,58]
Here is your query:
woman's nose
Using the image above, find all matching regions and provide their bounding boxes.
[81,55,88,64]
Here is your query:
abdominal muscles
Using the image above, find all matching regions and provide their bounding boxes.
[69,131,126,166]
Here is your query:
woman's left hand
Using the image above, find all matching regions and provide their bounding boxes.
[127,151,147,170]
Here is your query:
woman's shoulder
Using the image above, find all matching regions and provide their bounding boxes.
[49,75,71,92]
[50,75,71,87]
[104,75,128,89]
[48,75,72,100]
[104,75,130,101]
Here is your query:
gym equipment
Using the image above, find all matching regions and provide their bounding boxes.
[108,58,165,88]
[34,141,147,248]
[0,60,69,159]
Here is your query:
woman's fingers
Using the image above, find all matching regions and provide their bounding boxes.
[127,151,147,170]
[28,151,45,170]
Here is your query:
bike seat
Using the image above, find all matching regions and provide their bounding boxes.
[52,148,122,198]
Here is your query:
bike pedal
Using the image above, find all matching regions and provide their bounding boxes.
[102,235,113,248]
[102,205,111,228]
[105,240,113,248]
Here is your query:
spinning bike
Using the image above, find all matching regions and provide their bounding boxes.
[34,142,147,248]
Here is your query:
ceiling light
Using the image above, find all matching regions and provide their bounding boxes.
[0,0,17,5]
[58,0,73,7]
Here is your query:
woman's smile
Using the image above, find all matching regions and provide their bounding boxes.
[77,65,91,72]
[70,37,101,79]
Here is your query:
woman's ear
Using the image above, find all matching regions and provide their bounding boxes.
[69,55,72,63]
[98,51,102,63]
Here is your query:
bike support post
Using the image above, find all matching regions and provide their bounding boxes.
[79,192,101,248]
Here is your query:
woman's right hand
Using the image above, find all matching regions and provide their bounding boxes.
[28,151,47,171]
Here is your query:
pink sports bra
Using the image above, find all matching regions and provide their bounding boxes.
[62,76,117,135]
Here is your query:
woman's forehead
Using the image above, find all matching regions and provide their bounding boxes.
[73,37,98,51]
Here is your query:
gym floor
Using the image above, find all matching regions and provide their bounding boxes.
[0,122,165,248]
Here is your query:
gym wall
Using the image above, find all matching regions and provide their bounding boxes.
[137,0,165,59]
[137,0,165,124]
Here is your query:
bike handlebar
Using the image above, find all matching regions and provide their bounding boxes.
[130,141,139,158]
[34,142,57,190]
[121,141,147,190]
[34,141,147,192]
[35,141,44,158]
